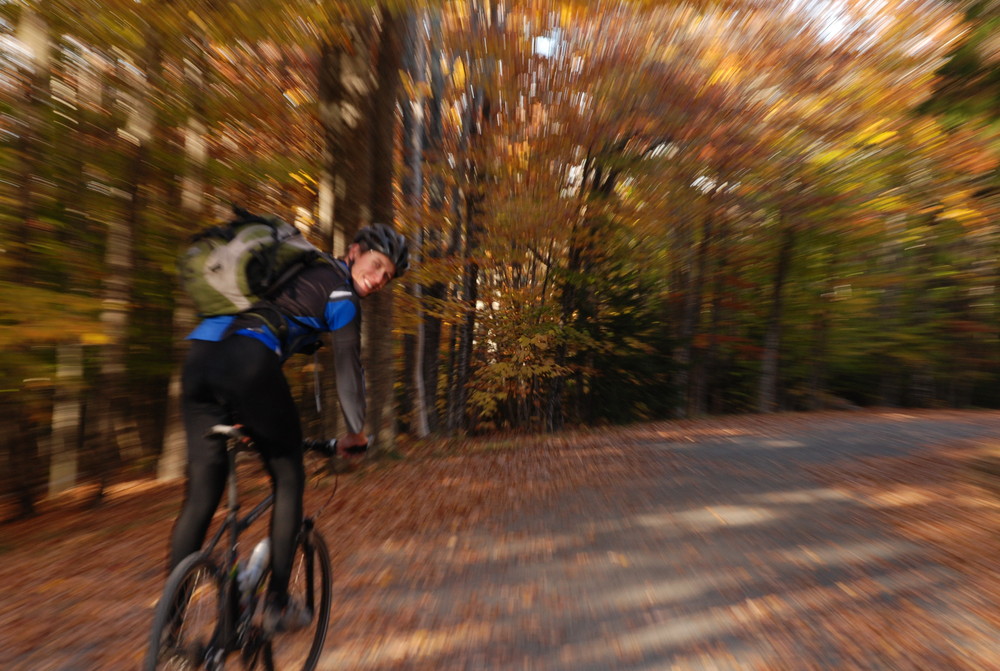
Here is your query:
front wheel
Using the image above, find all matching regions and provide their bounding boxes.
[262,527,333,671]
[144,552,224,670]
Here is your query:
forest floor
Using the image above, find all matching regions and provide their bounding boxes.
[2,409,1000,670]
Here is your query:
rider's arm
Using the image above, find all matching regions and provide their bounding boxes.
[325,291,366,437]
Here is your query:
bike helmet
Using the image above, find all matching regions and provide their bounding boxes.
[353,223,409,277]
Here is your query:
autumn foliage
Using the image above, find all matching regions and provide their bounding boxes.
[2,0,1000,511]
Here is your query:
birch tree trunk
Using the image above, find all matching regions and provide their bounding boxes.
[421,7,448,432]
[401,10,431,438]
[159,38,210,480]
[48,344,83,496]
[94,205,136,498]
[446,89,483,434]
[9,9,54,507]
[96,61,142,463]
[316,39,346,441]
[12,7,49,275]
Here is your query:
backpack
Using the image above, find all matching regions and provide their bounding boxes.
[178,206,329,317]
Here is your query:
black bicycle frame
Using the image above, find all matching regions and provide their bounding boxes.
[201,449,276,557]
[195,447,276,663]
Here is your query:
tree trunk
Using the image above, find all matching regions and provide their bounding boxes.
[876,215,905,406]
[48,344,83,496]
[11,7,50,279]
[443,178,465,431]
[684,207,715,416]
[4,389,45,519]
[365,6,403,451]
[401,10,431,438]
[321,20,375,251]
[87,58,143,501]
[446,74,486,433]
[159,37,210,480]
[758,220,796,413]
[669,198,697,418]
[546,156,592,432]
[449,190,481,433]
[808,248,838,409]
[704,218,730,414]
[420,7,448,433]
[7,9,52,512]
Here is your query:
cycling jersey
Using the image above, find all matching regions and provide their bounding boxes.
[186,259,365,434]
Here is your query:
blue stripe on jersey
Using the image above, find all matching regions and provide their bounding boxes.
[187,315,236,341]
[288,315,325,332]
[325,298,357,330]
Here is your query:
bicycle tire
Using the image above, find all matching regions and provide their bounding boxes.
[144,552,225,671]
[261,528,333,671]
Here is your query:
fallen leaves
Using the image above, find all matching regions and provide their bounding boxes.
[2,410,1000,669]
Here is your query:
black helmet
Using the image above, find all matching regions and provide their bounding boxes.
[353,223,409,277]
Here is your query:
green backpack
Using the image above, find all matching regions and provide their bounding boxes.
[178,206,329,317]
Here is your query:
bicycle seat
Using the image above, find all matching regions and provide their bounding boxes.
[207,424,256,453]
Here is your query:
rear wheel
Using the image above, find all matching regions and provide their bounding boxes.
[262,527,333,671]
[145,552,224,670]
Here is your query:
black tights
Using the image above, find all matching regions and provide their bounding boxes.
[169,337,304,605]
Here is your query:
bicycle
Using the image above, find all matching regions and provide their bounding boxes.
[144,424,358,671]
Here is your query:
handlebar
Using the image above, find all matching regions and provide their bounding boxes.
[301,438,338,457]
[303,438,368,456]
[209,424,367,456]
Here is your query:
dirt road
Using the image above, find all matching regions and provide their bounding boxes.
[3,410,1000,670]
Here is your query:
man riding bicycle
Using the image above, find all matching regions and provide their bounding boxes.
[167,222,409,633]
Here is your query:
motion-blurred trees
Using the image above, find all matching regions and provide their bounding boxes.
[3,0,999,515]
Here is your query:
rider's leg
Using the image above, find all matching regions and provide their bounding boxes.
[215,337,305,605]
[168,340,231,571]
[258,446,305,607]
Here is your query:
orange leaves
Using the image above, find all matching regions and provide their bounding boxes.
[9,412,1000,668]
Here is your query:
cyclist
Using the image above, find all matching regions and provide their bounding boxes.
[167,223,409,632]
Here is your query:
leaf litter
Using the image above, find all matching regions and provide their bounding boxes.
[1,410,999,670]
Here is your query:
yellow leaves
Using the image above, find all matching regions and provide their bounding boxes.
[811,148,848,167]
[707,56,741,87]
[912,118,944,148]
[560,2,576,25]
[282,88,311,106]
[399,72,432,102]
[505,140,533,170]
[289,171,316,186]
[941,190,973,206]
[451,57,466,89]
[852,119,898,147]
[867,131,896,145]
[80,332,111,346]
[186,10,209,34]
[941,207,985,226]
[0,283,104,347]
[870,194,907,214]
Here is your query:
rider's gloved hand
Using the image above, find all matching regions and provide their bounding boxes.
[338,432,369,457]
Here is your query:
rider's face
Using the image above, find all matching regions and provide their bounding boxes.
[348,244,396,297]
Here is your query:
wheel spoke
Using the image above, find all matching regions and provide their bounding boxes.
[263,531,332,671]
[145,553,225,671]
